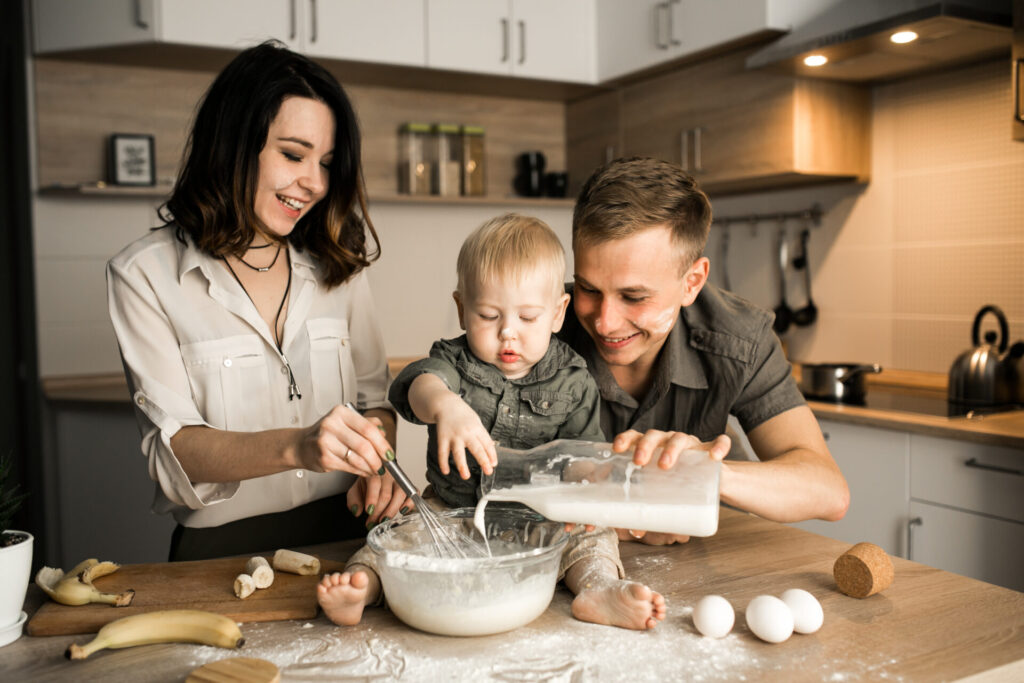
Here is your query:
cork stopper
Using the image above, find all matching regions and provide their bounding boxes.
[833,542,894,598]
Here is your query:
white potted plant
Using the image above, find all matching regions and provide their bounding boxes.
[0,453,32,647]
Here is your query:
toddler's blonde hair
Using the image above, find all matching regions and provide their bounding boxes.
[456,213,566,300]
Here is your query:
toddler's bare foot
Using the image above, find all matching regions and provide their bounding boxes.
[317,571,370,626]
[571,580,666,630]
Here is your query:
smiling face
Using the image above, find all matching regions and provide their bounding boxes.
[455,269,571,380]
[253,96,335,240]
[573,224,709,378]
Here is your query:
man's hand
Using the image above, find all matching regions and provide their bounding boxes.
[612,428,731,469]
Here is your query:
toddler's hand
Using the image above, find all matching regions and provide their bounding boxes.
[434,394,498,480]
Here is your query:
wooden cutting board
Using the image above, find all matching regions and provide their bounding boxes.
[26,553,344,636]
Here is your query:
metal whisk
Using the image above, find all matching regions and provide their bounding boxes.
[346,406,485,557]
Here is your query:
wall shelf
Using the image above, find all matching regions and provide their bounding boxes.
[38,183,574,208]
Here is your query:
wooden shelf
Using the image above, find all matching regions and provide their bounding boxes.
[38,184,574,208]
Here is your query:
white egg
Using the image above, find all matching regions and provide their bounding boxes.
[692,595,734,638]
[745,595,794,644]
[780,588,824,634]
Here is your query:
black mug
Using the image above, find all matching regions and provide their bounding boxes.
[513,151,546,197]
[543,172,568,198]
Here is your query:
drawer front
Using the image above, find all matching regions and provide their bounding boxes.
[910,435,1024,523]
[909,501,1024,592]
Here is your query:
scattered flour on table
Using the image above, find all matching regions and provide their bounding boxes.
[183,607,905,682]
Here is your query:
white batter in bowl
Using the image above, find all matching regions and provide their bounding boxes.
[367,507,567,636]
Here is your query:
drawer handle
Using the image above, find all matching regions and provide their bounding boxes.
[964,458,1022,476]
[907,516,922,560]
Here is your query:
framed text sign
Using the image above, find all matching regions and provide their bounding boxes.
[107,134,155,186]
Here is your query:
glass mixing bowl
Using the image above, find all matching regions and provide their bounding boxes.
[367,507,567,636]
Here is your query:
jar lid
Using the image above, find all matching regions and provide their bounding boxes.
[433,123,461,134]
[399,122,431,133]
[461,125,485,136]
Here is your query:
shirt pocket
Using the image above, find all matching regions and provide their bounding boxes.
[180,334,269,431]
[307,317,356,415]
[521,390,576,442]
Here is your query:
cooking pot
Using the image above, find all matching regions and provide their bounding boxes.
[799,363,882,403]
[948,305,1021,406]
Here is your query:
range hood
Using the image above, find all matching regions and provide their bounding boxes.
[746,0,1012,82]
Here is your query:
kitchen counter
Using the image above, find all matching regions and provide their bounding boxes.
[44,365,1024,449]
[3,508,1022,681]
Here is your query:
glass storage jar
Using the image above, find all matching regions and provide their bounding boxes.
[461,125,486,196]
[398,122,432,195]
[433,123,461,197]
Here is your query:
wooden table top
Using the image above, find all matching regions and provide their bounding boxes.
[3,508,1022,682]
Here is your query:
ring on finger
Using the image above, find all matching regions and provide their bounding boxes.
[343,448,353,461]
[628,529,644,539]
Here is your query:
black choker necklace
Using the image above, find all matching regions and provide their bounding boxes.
[247,242,274,250]
[235,243,282,272]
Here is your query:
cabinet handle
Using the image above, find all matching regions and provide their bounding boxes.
[692,126,703,172]
[964,457,1023,476]
[656,3,670,50]
[133,0,150,29]
[668,0,682,46]
[518,20,526,65]
[907,516,923,560]
[501,18,509,63]
[679,129,689,171]
[1015,58,1024,123]
[310,0,318,44]
[289,0,296,40]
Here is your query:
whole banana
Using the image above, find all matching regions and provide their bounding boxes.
[66,609,245,660]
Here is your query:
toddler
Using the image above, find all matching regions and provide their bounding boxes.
[317,213,666,630]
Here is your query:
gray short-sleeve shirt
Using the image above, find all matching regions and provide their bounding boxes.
[558,283,805,442]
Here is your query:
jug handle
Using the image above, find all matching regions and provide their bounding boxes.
[972,305,1009,352]
[838,363,882,384]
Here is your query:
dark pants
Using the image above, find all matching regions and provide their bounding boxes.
[168,493,367,561]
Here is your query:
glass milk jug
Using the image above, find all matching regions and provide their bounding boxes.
[479,439,721,537]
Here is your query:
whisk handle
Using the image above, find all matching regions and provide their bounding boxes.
[344,402,419,498]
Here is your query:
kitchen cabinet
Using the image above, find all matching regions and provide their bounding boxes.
[907,434,1024,591]
[33,0,303,53]
[426,0,594,83]
[594,0,841,83]
[32,0,426,68]
[617,45,870,194]
[791,420,910,558]
[565,89,621,196]
[299,0,425,67]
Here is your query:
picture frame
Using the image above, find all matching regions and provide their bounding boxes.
[107,133,155,186]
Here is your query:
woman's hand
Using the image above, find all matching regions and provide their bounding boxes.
[433,392,498,480]
[295,404,393,477]
[347,472,412,528]
[616,528,691,545]
[612,428,731,469]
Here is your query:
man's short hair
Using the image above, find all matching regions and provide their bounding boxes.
[572,157,712,268]
[457,213,566,299]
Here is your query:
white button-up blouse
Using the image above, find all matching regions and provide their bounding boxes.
[106,227,391,528]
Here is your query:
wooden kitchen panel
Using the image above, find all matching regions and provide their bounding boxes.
[34,58,568,203]
[27,554,346,637]
[619,46,870,194]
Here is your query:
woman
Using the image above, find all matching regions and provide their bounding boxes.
[107,41,406,561]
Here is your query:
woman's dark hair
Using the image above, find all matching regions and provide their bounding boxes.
[160,40,378,287]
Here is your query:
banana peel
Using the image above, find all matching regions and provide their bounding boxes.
[35,558,135,607]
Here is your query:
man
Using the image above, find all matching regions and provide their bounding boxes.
[559,157,849,544]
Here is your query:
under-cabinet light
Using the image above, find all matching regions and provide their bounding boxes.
[803,54,828,67]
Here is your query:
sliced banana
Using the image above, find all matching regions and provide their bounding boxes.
[244,556,274,589]
[233,573,256,599]
[272,549,320,576]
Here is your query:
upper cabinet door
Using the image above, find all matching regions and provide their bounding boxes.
[33,0,302,53]
[159,0,300,50]
[511,0,594,82]
[304,0,426,67]
[594,0,673,82]
[427,0,511,76]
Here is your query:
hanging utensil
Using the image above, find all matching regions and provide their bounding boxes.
[792,226,818,327]
[719,223,732,291]
[772,222,792,334]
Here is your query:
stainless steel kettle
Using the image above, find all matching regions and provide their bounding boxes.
[948,305,1019,406]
